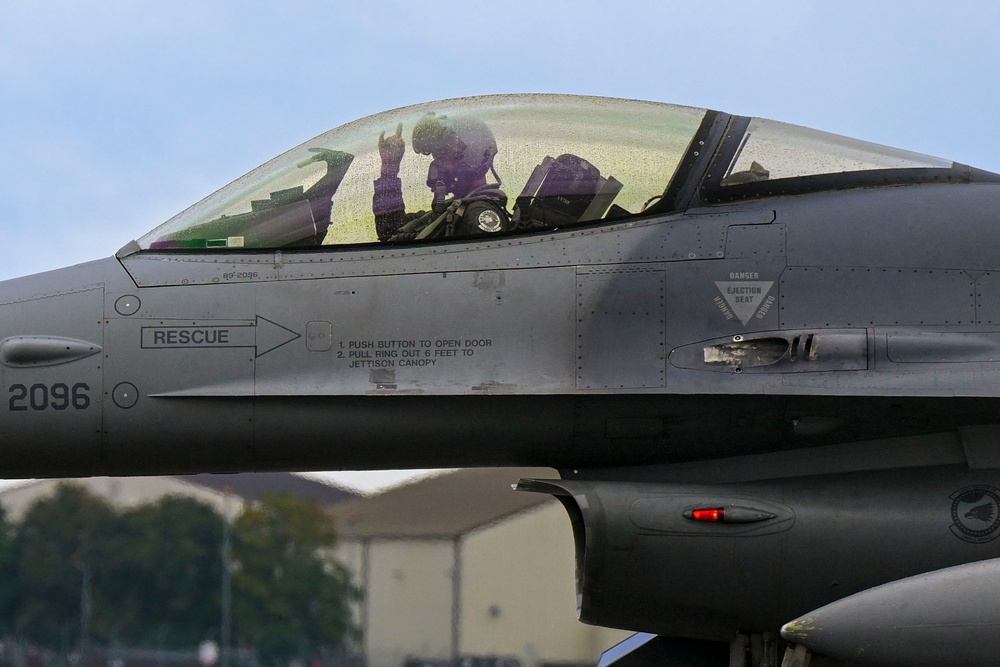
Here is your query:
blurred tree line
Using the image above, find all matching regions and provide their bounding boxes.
[0,484,359,664]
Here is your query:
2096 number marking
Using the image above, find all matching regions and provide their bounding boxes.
[8,383,91,411]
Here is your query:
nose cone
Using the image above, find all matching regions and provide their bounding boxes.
[781,558,1000,666]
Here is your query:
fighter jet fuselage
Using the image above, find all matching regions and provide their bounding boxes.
[6,180,1000,474]
[3,95,1000,665]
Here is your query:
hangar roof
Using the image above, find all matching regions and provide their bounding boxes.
[180,472,357,505]
[330,467,558,539]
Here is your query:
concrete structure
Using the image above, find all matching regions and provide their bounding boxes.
[330,468,629,667]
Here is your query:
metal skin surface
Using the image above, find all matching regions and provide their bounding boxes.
[781,558,1000,666]
[4,97,1000,665]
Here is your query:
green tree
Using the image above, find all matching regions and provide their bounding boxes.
[15,483,118,648]
[7,485,359,660]
[0,505,21,636]
[107,496,225,647]
[232,495,358,664]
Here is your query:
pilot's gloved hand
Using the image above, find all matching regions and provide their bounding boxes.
[378,123,405,176]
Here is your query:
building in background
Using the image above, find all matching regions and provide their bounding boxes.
[0,470,627,667]
[329,468,629,667]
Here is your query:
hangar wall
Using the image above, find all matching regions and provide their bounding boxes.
[458,504,629,664]
[332,469,630,667]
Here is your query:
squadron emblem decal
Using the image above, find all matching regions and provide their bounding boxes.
[476,209,503,233]
[950,485,1000,543]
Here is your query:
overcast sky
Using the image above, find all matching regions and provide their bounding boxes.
[1,1,997,491]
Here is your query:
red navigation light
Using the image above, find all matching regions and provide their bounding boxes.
[691,507,724,522]
[683,504,776,524]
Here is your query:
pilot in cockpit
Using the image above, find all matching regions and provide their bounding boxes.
[372,112,511,242]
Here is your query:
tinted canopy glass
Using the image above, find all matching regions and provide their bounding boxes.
[137,95,706,250]
[700,116,979,204]
[723,118,952,185]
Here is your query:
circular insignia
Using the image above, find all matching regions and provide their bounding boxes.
[950,485,1000,543]
[112,382,139,409]
[114,295,141,316]
[476,209,503,233]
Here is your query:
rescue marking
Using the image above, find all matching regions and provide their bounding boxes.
[338,338,493,368]
[141,316,300,358]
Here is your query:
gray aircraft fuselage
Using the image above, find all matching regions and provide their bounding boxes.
[3,96,1000,666]
[6,182,1000,474]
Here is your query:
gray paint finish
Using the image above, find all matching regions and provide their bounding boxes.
[6,98,1000,665]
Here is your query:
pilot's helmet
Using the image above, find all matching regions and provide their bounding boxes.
[412,112,498,180]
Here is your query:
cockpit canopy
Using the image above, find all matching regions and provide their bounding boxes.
[139,95,706,250]
[136,94,967,251]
